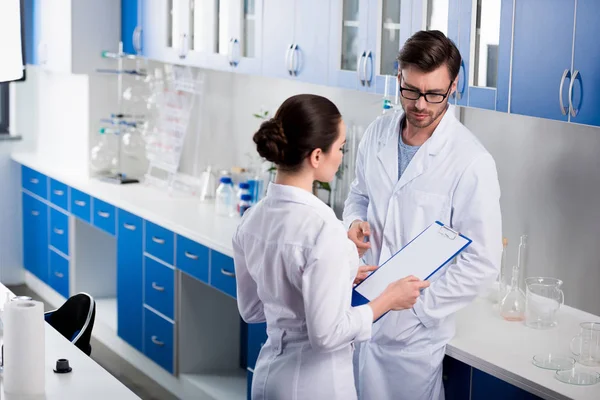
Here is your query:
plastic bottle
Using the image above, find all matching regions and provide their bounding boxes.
[215,177,236,217]
[236,182,250,212]
[239,194,252,216]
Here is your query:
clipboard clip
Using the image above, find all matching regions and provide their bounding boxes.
[439,224,458,240]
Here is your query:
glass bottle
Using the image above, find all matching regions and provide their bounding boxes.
[500,265,526,321]
[495,237,509,304]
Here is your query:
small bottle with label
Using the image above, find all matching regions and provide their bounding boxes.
[239,194,252,216]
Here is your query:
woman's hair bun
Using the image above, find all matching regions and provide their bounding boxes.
[253,118,287,164]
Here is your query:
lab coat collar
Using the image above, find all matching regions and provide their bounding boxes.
[266,183,335,219]
[377,105,456,190]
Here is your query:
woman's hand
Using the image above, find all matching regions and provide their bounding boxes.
[354,265,378,285]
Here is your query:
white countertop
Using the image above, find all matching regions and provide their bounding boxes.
[0,284,139,400]
[12,152,600,400]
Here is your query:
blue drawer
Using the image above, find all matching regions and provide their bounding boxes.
[92,198,116,236]
[247,323,267,370]
[144,307,174,374]
[22,166,48,199]
[145,222,174,265]
[176,235,209,283]
[50,208,69,255]
[70,189,91,223]
[210,251,237,298]
[49,250,69,298]
[144,256,175,320]
[49,179,68,211]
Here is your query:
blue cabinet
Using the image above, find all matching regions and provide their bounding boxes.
[569,0,600,126]
[22,166,48,199]
[70,189,91,223]
[471,369,541,399]
[49,249,69,298]
[92,198,116,236]
[145,256,175,320]
[49,208,69,256]
[121,0,142,55]
[443,356,471,400]
[176,235,209,283]
[49,179,68,211]
[144,307,175,374]
[210,251,237,298]
[247,370,253,400]
[145,222,175,265]
[511,0,575,121]
[117,209,144,352]
[22,192,49,283]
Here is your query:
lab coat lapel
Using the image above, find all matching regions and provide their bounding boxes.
[376,114,402,185]
[393,106,455,193]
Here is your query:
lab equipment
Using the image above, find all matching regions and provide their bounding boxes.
[90,130,117,173]
[216,177,236,217]
[237,182,250,212]
[198,166,216,202]
[517,235,528,284]
[570,322,600,367]
[532,353,575,370]
[352,222,472,309]
[488,237,509,304]
[525,277,564,329]
[555,367,600,386]
[247,176,265,204]
[500,265,526,321]
[239,194,252,216]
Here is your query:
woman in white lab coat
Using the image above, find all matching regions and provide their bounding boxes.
[233,94,429,400]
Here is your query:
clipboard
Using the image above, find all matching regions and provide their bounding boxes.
[352,221,472,307]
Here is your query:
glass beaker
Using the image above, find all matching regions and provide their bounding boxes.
[570,322,600,367]
[525,277,564,329]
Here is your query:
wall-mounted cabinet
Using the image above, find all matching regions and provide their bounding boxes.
[25,0,120,74]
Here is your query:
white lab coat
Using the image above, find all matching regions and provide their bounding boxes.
[233,183,374,400]
[343,106,502,400]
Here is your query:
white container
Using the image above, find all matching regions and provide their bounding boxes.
[216,177,236,217]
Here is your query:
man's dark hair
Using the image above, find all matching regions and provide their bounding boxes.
[398,30,462,81]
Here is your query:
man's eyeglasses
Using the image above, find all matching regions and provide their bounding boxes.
[399,78,454,104]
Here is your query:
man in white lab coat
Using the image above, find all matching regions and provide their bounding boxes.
[343,30,502,400]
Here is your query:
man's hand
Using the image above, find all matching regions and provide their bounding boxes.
[348,220,371,257]
[354,265,378,285]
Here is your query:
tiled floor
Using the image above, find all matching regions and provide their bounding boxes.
[7,284,179,400]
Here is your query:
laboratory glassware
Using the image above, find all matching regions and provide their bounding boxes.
[500,265,526,321]
[525,277,564,329]
[570,322,600,367]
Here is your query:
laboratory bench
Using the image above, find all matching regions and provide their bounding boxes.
[11,152,600,400]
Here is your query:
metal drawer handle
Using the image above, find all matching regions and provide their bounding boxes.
[151,335,164,346]
[151,282,165,292]
[30,178,39,184]
[220,268,235,278]
[53,189,64,196]
[97,211,110,218]
[363,50,373,87]
[31,210,40,216]
[559,68,570,116]
[568,69,580,118]
[123,223,137,231]
[185,251,199,260]
[74,200,86,207]
[53,228,64,235]
[54,271,64,278]
[357,51,366,86]
[152,237,165,245]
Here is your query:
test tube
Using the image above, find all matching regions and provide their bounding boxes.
[394,75,400,106]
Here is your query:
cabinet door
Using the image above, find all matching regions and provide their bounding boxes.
[510,0,575,121]
[142,0,185,63]
[230,0,263,75]
[23,193,49,283]
[569,0,600,126]
[373,0,415,95]
[262,0,295,80]
[460,0,512,112]
[117,210,144,352]
[122,0,142,55]
[39,0,72,73]
[293,0,331,85]
[329,0,369,90]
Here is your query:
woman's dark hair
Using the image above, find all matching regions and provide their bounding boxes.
[398,30,462,80]
[253,94,342,171]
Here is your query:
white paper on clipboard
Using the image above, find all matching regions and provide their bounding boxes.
[353,221,472,304]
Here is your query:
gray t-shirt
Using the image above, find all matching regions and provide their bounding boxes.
[398,118,421,180]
